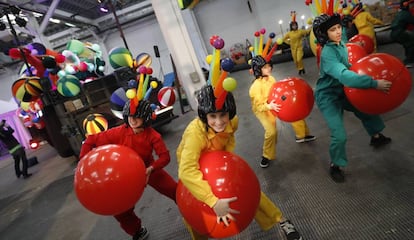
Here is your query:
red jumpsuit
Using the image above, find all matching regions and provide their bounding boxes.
[79,124,177,236]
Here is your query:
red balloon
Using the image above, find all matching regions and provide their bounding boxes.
[349,34,374,54]
[267,77,314,122]
[346,43,367,65]
[346,53,412,114]
[176,151,261,238]
[74,144,147,216]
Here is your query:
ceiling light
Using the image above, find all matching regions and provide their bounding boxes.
[99,5,109,13]
[65,22,76,27]
[49,18,61,24]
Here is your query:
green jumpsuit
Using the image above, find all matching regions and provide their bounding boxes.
[390,8,414,63]
[314,41,385,167]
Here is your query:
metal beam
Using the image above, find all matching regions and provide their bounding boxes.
[38,0,61,34]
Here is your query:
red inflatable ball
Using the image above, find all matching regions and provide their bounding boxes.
[346,43,367,65]
[74,144,147,216]
[346,53,412,115]
[267,77,314,122]
[176,151,261,239]
[349,34,375,54]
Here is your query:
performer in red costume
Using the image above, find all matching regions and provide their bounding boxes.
[79,99,177,240]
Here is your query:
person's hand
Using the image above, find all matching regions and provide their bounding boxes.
[376,79,392,93]
[212,197,240,226]
[267,100,281,112]
[145,166,154,185]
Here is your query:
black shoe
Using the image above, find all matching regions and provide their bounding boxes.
[16,172,22,178]
[280,220,303,240]
[23,173,32,179]
[370,133,391,148]
[260,157,270,168]
[296,135,316,143]
[330,165,345,183]
[133,227,149,240]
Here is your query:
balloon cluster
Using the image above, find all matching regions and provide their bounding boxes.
[205,35,237,109]
[305,0,365,17]
[17,98,45,129]
[248,28,281,64]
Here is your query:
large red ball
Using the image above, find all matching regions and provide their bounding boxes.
[267,77,314,122]
[346,43,367,65]
[176,151,261,238]
[74,144,147,216]
[346,53,412,115]
[349,34,375,54]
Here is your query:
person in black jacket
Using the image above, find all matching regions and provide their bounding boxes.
[0,119,32,179]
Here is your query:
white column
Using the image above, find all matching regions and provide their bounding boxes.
[151,0,207,110]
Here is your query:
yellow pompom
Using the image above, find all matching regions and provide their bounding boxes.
[276,38,283,45]
[205,54,213,64]
[150,81,158,89]
[126,89,136,99]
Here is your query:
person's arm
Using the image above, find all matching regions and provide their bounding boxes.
[282,32,290,44]
[367,13,383,25]
[321,47,377,89]
[249,78,276,112]
[78,126,119,159]
[148,128,170,171]
[178,125,218,208]
[224,117,238,152]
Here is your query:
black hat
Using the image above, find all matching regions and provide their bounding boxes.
[313,13,341,45]
[122,100,153,127]
[197,85,236,125]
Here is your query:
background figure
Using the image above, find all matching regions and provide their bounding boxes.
[282,11,311,75]
[353,3,384,51]
[249,56,315,169]
[312,13,392,183]
[390,0,414,67]
[0,119,32,179]
[79,100,177,240]
[341,14,359,41]
[176,85,302,240]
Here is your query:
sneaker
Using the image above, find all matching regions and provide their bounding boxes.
[23,173,32,179]
[296,135,316,143]
[260,157,270,168]
[133,227,149,240]
[370,133,391,148]
[330,165,345,183]
[280,220,303,240]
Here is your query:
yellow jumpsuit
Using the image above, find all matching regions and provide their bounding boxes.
[353,11,383,51]
[283,29,311,71]
[177,118,283,240]
[249,75,311,160]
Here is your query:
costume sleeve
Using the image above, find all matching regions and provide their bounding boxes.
[283,32,291,44]
[178,122,218,208]
[249,79,273,112]
[321,47,377,89]
[149,128,170,171]
[79,127,120,159]
[367,13,383,25]
[224,117,238,152]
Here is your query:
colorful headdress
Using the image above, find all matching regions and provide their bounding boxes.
[248,28,280,63]
[205,35,237,110]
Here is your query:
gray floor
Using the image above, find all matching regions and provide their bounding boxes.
[0,42,413,240]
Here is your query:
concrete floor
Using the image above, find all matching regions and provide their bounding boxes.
[0,42,413,240]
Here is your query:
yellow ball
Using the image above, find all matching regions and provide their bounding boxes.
[307,17,313,25]
[276,38,283,45]
[150,81,158,89]
[222,77,237,92]
[249,46,254,52]
[126,89,136,99]
[206,54,213,64]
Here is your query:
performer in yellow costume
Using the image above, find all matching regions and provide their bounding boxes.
[353,3,383,51]
[282,11,311,75]
[249,55,315,168]
[177,85,303,240]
